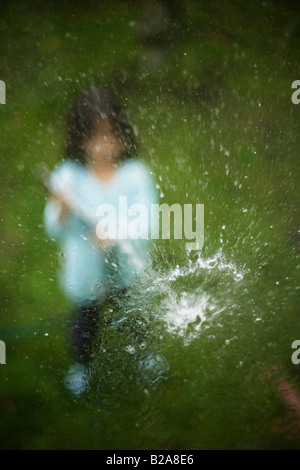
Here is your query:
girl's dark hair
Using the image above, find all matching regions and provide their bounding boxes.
[65,86,137,164]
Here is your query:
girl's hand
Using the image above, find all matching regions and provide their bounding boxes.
[92,231,115,251]
[51,192,71,222]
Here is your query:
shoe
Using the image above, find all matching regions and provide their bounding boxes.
[139,353,169,384]
[64,362,90,396]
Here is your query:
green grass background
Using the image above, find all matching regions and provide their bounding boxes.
[0,0,300,449]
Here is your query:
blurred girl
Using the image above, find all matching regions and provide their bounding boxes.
[44,86,157,394]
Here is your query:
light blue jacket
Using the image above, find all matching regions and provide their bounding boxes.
[44,158,158,305]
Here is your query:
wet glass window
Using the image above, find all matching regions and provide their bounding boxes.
[0,0,300,451]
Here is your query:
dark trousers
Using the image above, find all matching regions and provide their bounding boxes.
[69,300,100,364]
